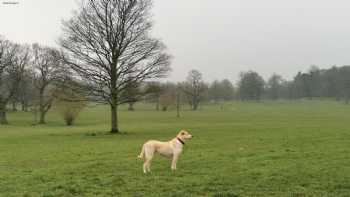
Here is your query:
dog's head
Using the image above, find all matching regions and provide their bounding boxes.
[177,130,193,140]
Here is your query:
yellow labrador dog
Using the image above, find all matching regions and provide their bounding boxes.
[138,130,193,173]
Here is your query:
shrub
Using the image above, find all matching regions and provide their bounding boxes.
[54,88,87,126]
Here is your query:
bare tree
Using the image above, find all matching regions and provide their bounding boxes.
[181,70,206,110]
[144,81,162,110]
[18,69,36,112]
[59,0,171,133]
[0,38,30,124]
[0,38,14,124]
[54,84,87,126]
[32,44,65,124]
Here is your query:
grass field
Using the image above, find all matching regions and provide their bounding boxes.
[1,101,350,197]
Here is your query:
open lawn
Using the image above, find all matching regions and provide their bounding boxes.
[1,101,350,197]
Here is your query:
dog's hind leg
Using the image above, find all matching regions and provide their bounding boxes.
[143,161,148,174]
[143,156,153,173]
[145,158,152,173]
[138,145,145,159]
[144,147,154,173]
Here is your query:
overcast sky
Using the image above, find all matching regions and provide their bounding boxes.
[1,0,350,82]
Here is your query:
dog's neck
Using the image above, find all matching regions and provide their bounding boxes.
[176,137,185,145]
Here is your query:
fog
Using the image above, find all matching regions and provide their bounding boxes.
[1,0,350,82]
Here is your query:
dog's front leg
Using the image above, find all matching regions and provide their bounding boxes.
[171,154,179,171]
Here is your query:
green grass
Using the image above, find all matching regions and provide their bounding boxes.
[1,101,350,196]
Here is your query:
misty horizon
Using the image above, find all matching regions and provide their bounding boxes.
[1,0,350,82]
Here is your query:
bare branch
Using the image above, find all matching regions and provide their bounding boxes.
[59,0,171,132]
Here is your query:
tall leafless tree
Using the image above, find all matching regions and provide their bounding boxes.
[59,0,171,133]
[0,38,14,124]
[18,69,36,112]
[181,70,206,111]
[32,44,65,124]
[0,38,30,124]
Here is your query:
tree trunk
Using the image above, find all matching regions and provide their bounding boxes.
[12,101,17,111]
[110,104,119,133]
[0,111,7,125]
[0,105,8,125]
[192,96,199,110]
[193,102,198,110]
[38,89,46,124]
[192,96,196,110]
[39,110,46,124]
[128,102,134,111]
[0,99,8,125]
[24,103,28,112]
[176,93,180,118]
[21,100,28,112]
[110,61,119,133]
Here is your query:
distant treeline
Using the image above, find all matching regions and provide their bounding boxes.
[237,65,350,103]
[144,65,350,110]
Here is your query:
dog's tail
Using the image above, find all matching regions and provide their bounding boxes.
[137,145,145,159]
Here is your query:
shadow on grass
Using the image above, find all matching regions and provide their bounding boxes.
[85,130,135,137]
[213,193,239,197]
